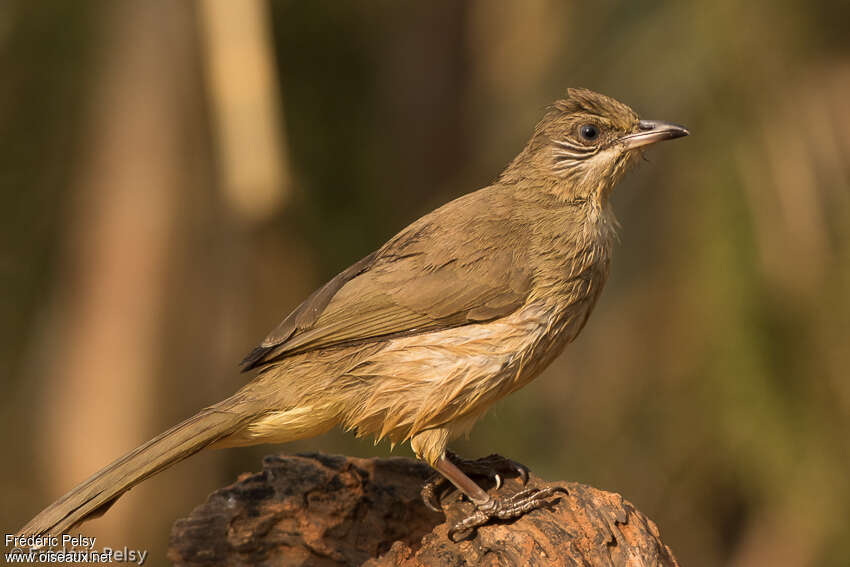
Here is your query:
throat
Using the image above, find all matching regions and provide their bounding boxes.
[532,199,618,309]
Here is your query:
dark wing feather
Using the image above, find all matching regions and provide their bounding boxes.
[240,251,379,369]
[241,189,532,370]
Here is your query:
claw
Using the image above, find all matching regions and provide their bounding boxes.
[450,453,529,485]
[421,475,448,512]
[447,486,568,541]
[516,463,529,485]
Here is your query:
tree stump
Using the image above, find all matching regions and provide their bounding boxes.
[168,453,679,567]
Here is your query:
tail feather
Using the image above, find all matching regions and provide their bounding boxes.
[17,400,255,539]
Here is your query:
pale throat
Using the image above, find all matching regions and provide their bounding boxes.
[555,146,632,207]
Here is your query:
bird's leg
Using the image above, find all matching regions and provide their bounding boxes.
[427,454,567,541]
[421,451,529,511]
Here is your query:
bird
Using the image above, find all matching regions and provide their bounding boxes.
[18,88,688,542]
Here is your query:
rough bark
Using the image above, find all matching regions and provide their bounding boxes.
[168,453,679,567]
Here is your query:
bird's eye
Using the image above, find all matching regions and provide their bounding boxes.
[579,124,599,141]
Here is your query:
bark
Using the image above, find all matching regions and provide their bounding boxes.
[169,453,679,567]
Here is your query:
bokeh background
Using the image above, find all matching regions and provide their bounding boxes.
[2,1,849,566]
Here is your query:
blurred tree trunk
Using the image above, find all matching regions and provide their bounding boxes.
[37,0,200,549]
[198,0,290,224]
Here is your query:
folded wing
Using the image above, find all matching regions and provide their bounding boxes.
[241,191,533,370]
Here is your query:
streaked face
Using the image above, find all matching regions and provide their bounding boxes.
[541,89,688,201]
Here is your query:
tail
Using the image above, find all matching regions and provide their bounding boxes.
[17,396,257,539]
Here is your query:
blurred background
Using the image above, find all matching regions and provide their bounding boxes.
[2,1,849,565]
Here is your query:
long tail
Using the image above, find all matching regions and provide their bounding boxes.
[17,395,259,539]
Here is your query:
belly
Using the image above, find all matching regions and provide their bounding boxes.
[336,299,592,445]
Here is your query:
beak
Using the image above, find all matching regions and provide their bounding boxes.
[620,120,689,150]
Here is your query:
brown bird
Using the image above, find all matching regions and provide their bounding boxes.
[18,88,688,541]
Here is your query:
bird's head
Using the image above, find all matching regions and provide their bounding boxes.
[501,88,688,205]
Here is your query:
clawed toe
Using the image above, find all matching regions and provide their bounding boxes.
[421,453,531,511]
[447,485,568,541]
[421,474,450,512]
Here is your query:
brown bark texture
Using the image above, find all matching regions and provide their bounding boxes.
[168,453,679,567]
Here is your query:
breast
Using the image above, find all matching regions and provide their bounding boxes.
[523,202,616,363]
[336,202,618,445]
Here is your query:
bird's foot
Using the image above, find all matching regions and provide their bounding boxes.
[448,486,568,541]
[421,452,529,512]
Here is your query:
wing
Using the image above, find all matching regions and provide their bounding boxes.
[241,189,533,370]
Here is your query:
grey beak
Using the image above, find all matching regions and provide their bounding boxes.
[621,120,690,150]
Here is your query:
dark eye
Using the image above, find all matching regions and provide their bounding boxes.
[579,124,599,141]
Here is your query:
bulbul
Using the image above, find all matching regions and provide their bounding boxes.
[19,88,688,541]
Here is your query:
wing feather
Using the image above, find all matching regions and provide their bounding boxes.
[241,188,533,370]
